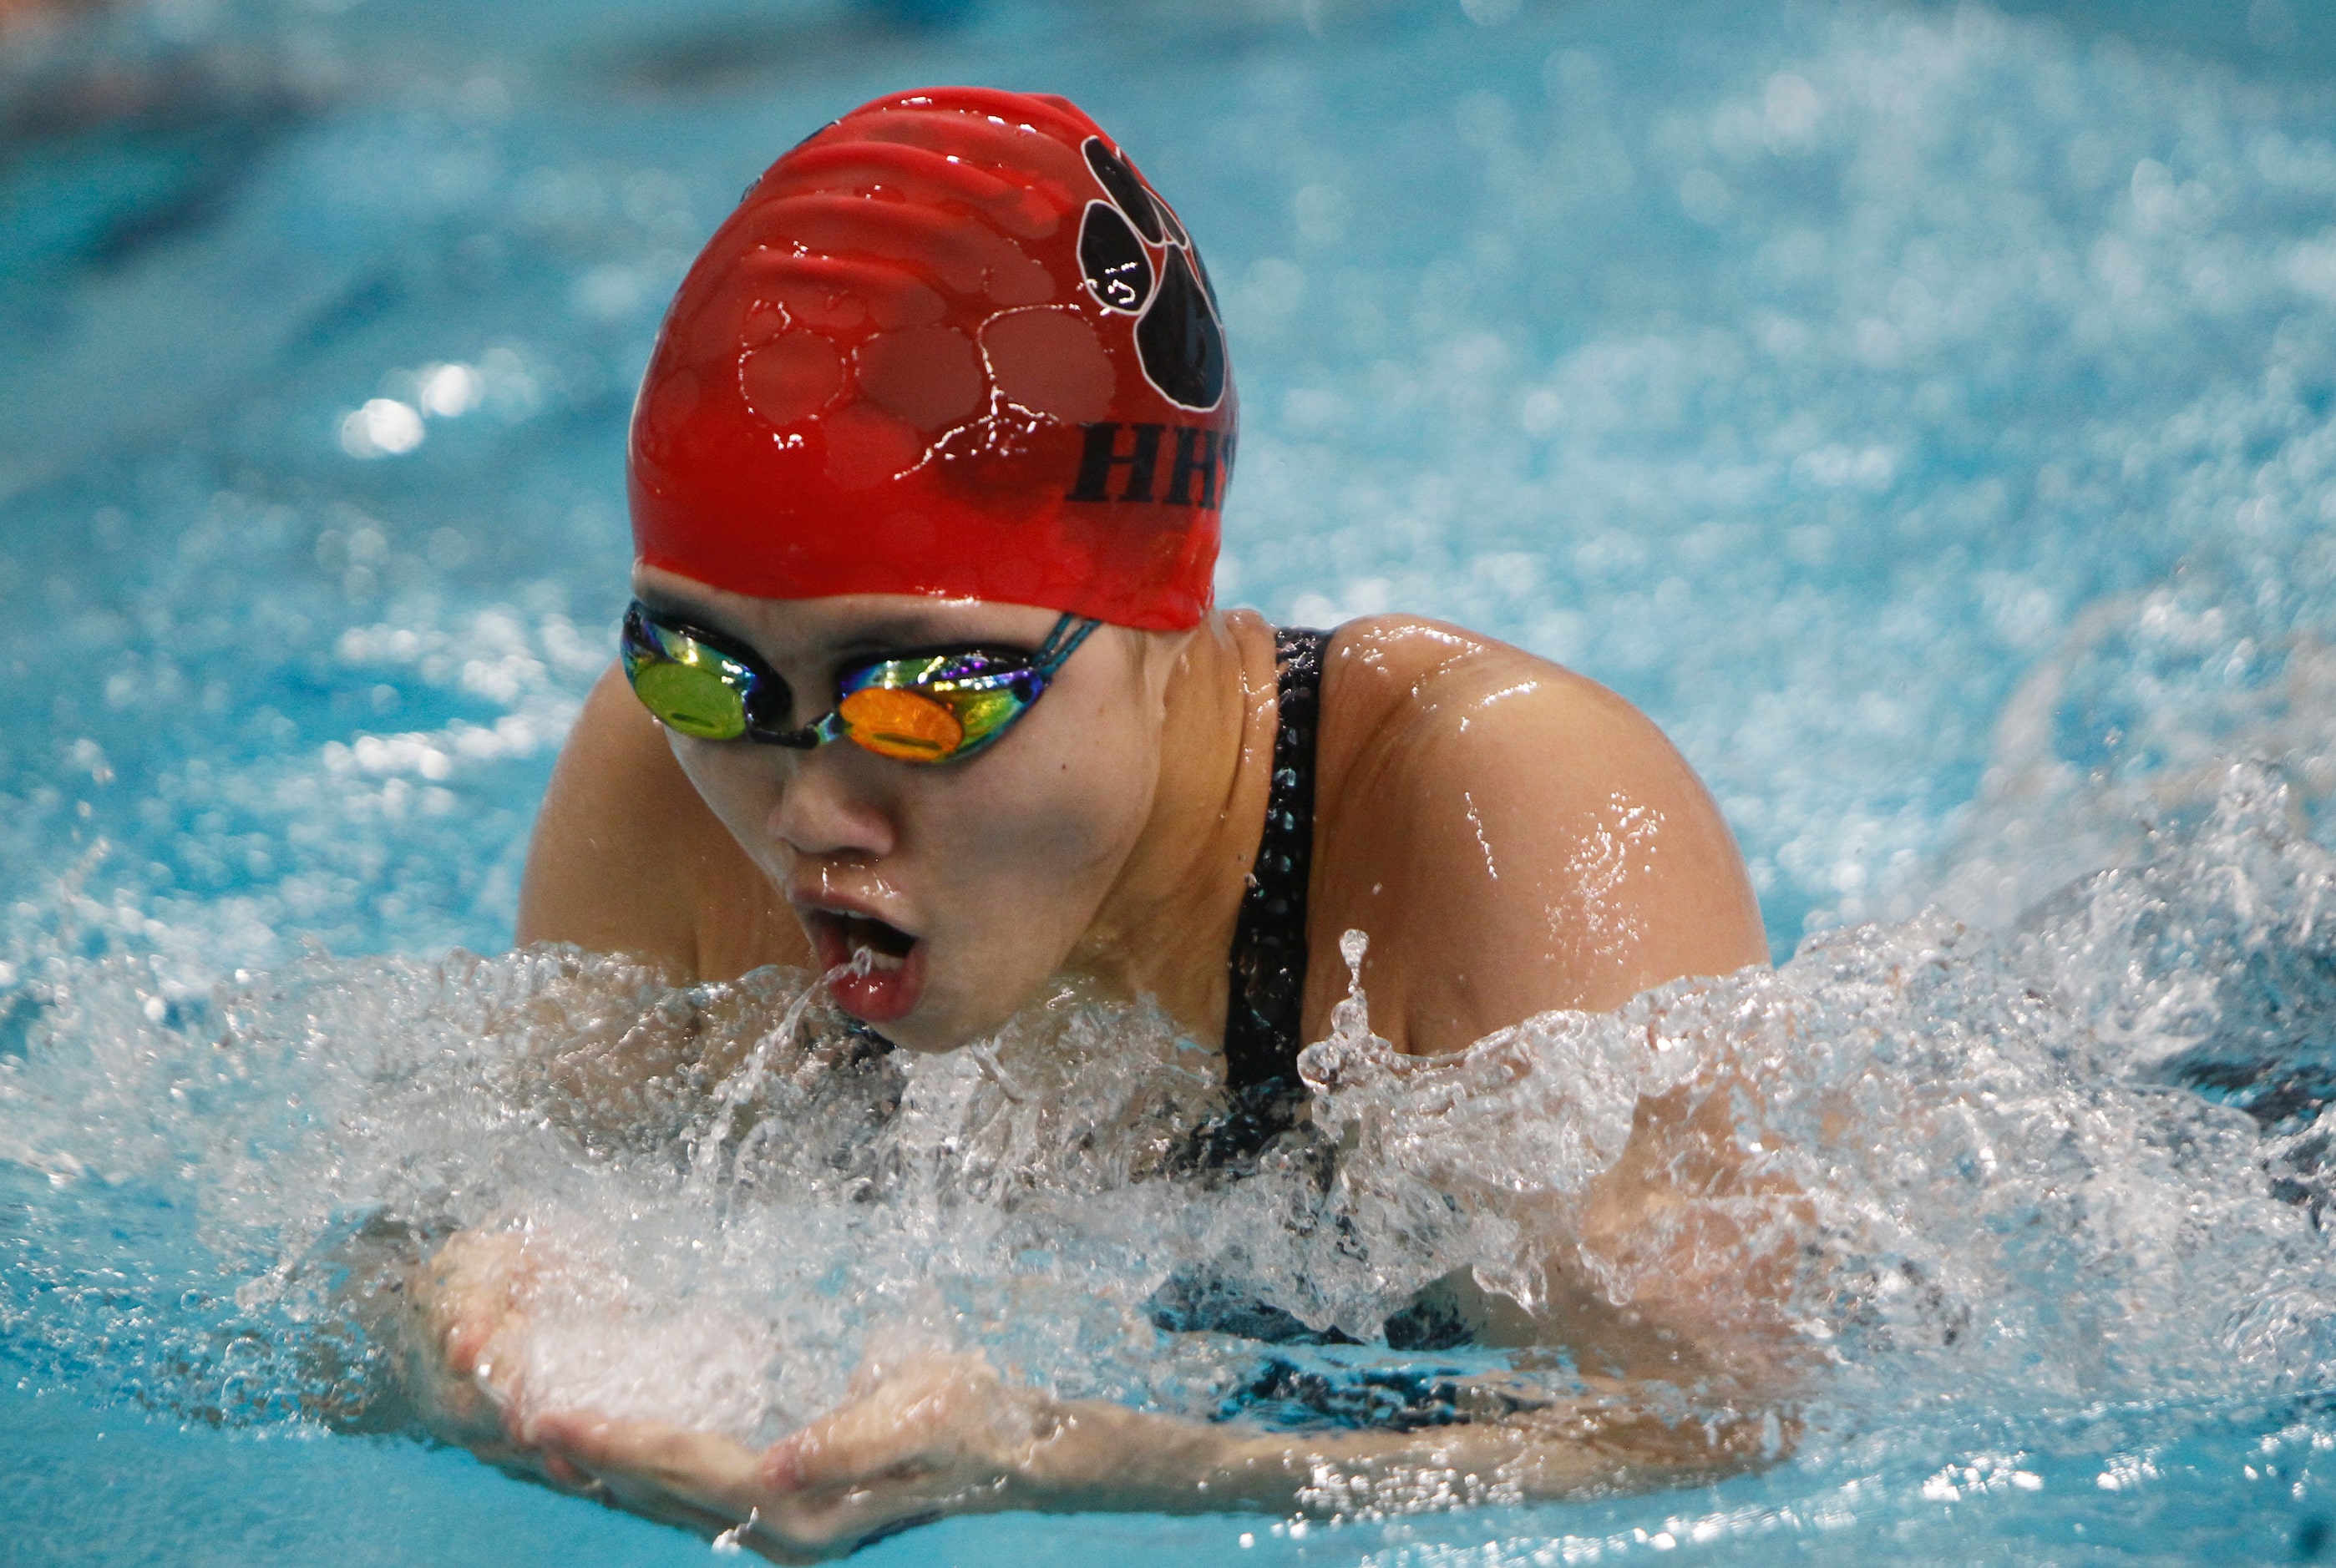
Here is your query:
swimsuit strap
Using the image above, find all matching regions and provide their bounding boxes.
[1212,626,1329,1128]
[1163,626,1327,1176]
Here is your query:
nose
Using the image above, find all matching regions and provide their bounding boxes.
[767,748,897,862]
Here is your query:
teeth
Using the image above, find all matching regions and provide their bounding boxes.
[828,912,912,975]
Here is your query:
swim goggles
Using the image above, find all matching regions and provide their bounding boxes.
[621,601,1101,764]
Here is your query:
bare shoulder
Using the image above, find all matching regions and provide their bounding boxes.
[1318,615,1667,772]
[1316,615,1699,840]
[516,664,803,983]
[1309,616,1766,1054]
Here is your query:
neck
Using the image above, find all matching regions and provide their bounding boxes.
[1067,609,1281,1043]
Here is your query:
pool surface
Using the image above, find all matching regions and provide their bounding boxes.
[9,0,2336,1560]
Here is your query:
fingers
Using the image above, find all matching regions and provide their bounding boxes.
[418,1232,539,1371]
[758,1353,1006,1495]
[531,1411,767,1508]
[510,1357,1036,1561]
[402,1230,552,1447]
[403,1235,931,1559]
[529,1412,839,1560]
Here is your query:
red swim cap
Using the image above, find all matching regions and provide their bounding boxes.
[627,88,1236,631]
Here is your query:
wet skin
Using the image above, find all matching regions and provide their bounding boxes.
[413,576,1780,1558]
[520,570,1766,1053]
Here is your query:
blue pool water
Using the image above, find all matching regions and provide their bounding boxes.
[9,0,2336,1560]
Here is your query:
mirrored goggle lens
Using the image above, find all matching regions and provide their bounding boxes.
[837,660,1043,761]
[837,685,968,761]
[626,643,750,741]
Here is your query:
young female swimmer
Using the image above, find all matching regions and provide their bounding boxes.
[405,88,1782,1556]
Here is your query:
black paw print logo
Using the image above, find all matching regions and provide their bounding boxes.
[1077,139,1227,412]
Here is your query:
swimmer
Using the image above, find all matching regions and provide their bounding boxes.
[406,88,1782,1556]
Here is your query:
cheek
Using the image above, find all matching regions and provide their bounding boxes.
[919,767,1128,888]
[915,715,1157,917]
[668,740,777,842]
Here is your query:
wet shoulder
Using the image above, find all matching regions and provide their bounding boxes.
[1316,614,1660,790]
[1306,615,1762,1051]
[517,663,803,983]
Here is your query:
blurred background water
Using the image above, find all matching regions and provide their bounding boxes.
[9,0,2336,1561]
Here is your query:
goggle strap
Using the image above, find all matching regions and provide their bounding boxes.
[1032,615,1102,677]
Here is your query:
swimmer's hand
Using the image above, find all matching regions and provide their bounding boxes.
[519,1349,1111,1560]
[514,1348,1786,1561]
[398,1230,608,1496]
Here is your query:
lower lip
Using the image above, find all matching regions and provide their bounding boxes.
[807,917,926,1026]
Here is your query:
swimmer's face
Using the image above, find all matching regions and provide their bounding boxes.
[632,565,1180,1051]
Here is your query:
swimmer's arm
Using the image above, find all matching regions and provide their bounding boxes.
[518,662,806,983]
[519,1354,1778,1559]
[518,665,702,977]
[1319,640,1798,1376]
[997,1385,1778,1515]
[1319,648,1767,1056]
[1389,731,1802,1377]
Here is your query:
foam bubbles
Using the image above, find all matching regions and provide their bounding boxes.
[11,0,2336,1555]
[7,764,2336,1554]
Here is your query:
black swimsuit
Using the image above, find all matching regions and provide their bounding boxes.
[1224,627,1327,1089]
[1157,630,1488,1360]
[1184,625,1328,1168]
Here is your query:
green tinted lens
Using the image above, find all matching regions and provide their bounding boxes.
[940,685,1025,749]
[631,652,749,740]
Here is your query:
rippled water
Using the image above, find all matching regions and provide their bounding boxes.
[13,765,2336,1560]
[9,0,2336,1560]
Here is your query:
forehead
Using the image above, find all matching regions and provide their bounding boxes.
[631,566,1062,660]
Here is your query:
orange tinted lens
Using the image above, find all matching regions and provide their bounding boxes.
[838,685,965,761]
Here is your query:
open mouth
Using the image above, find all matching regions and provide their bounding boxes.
[829,912,915,971]
[800,907,926,1026]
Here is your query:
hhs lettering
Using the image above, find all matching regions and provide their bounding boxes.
[1067,422,1232,508]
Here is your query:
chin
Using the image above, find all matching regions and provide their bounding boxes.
[864,989,1026,1055]
[860,1015,960,1054]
